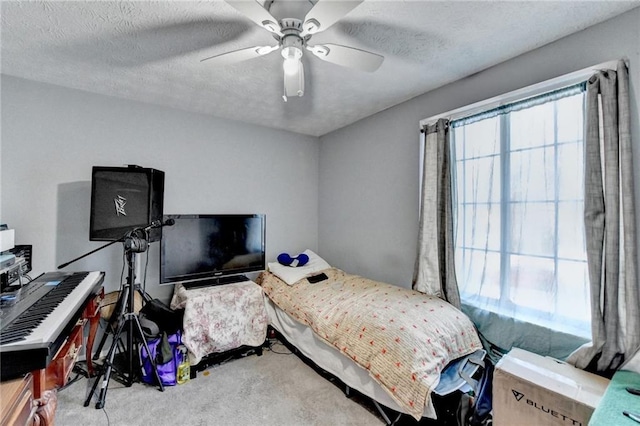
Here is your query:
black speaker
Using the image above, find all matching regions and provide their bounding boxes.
[90,165,165,242]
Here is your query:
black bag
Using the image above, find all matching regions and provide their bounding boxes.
[139,299,184,334]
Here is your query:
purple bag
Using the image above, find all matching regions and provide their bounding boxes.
[139,330,182,386]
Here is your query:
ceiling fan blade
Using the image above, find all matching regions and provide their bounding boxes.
[226,0,282,36]
[201,45,278,66]
[307,44,383,72]
[301,0,363,36]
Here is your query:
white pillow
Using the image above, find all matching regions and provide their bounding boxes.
[268,249,331,285]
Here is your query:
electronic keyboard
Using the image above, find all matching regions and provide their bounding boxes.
[0,271,104,380]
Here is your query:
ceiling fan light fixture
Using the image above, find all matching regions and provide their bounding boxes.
[283,59,304,100]
[281,44,303,76]
[281,45,303,61]
[283,57,300,76]
[218,0,382,100]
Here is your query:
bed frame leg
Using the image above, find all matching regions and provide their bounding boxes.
[372,400,403,426]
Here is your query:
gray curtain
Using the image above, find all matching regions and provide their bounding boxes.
[569,60,640,372]
[413,118,461,308]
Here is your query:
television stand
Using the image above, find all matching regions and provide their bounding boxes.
[171,279,268,369]
[191,343,265,375]
[182,274,249,290]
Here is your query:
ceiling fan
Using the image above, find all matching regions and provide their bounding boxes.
[201,0,384,101]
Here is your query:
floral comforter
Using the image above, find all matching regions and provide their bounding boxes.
[170,281,268,365]
[258,268,482,419]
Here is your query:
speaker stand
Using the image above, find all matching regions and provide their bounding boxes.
[84,248,164,409]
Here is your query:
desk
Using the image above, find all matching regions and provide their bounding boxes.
[589,370,640,425]
[170,280,268,365]
[0,374,36,426]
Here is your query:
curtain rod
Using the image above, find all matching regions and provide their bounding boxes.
[419,59,623,131]
[451,81,585,128]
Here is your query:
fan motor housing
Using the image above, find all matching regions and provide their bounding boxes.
[281,32,303,53]
[280,18,305,51]
[280,18,303,33]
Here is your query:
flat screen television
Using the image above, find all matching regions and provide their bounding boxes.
[160,214,265,286]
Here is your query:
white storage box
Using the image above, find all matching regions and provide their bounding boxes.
[0,229,15,252]
[493,348,609,426]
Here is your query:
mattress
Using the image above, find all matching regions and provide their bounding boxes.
[264,296,422,417]
[259,268,482,419]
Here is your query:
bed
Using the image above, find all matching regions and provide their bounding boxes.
[257,262,483,421]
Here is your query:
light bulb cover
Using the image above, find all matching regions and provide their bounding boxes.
[283,58,300,76]
[281,45,302,61]
[283,59,304,99]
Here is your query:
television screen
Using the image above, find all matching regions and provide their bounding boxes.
[160,214,265,286]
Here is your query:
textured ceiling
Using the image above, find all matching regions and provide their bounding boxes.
[1,1,638,136]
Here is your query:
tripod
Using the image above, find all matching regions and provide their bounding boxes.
[84,230,165,409]
[90,265,151,367]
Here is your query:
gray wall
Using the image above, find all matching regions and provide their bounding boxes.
[1,76,319,300]
[318,8,640,288]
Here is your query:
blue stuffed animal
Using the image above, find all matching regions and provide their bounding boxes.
[277,252,309,267]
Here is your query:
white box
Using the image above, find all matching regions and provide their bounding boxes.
[493,348,609,426]
[0,229,15,252]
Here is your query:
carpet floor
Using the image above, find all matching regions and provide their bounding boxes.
[55,342,387,426]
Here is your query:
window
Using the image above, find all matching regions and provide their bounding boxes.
[452,84,590,338]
